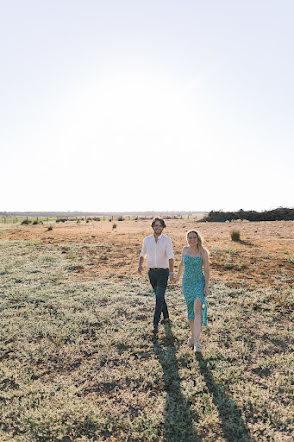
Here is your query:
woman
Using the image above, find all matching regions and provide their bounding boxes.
[175,230,210,352]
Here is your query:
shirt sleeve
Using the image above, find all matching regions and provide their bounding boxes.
[166,238,174,260]
[140,238,147,258]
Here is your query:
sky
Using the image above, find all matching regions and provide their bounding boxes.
[1,0,293,213]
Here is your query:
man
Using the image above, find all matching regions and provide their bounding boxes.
[138,217,175,333]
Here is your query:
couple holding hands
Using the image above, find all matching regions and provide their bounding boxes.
[138,217,210,353]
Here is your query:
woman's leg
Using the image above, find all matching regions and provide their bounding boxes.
[193,297,202,341]
[188,319,194,337]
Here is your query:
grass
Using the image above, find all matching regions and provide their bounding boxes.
[212,247,246,271]
[0,241,293,441]
[286,254,294,264]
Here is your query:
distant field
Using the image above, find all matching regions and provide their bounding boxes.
[0,220,293,441]
[0,214,205,225]
[0,217,58,224]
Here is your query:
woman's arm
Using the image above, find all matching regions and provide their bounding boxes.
[175,247,186,282]
[202,248,210,296]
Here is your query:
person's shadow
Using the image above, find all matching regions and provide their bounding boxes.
[195,353,252,441]
[153,323,200,442]
[153,323,252,442]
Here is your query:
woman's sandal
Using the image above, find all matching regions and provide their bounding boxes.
[194,339,202,352]
[188,336,194,348]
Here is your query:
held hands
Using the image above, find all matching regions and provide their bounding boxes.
[174,275,180,284]
[169,274,176,284]
[169,274,179,284]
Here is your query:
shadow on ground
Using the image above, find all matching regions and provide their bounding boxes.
[196,353,252,441]
[238,239,254,247]
[153,322,252,441]
[153,323,200,442]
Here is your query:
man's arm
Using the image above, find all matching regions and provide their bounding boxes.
[168,258,175,281]
[138,239,146,273]
[138,256,144,273]
[166,238,175,282]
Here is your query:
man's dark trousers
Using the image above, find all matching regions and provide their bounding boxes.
[148,268,169,327]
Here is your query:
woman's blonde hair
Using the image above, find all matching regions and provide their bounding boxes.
[186,230,209,257]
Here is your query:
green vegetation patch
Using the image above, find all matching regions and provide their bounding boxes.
[0,241,293,441]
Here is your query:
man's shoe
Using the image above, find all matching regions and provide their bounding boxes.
[153,326,158,334]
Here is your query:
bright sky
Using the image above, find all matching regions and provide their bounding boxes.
[1,0,293,213]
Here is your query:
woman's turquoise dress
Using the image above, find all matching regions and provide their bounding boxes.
[182,254,207,326]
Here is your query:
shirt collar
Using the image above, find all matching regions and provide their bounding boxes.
[154,233,163,240]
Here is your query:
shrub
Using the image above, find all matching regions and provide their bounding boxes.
[32,220,38,225]
[112,223,117,230]
[118,217,124,221]
[21,219,32,225]
[231,230,240,241]
[47,225,53,231]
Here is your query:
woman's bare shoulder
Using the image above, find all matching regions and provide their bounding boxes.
[202,247,210,258]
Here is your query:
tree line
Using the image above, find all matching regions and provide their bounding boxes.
[201,207,294,222]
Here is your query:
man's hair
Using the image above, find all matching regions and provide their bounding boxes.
[151,217,166,228]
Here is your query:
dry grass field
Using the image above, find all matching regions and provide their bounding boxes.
[0,219,293,441]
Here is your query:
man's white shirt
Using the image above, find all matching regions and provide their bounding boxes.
[140,234,174,269]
